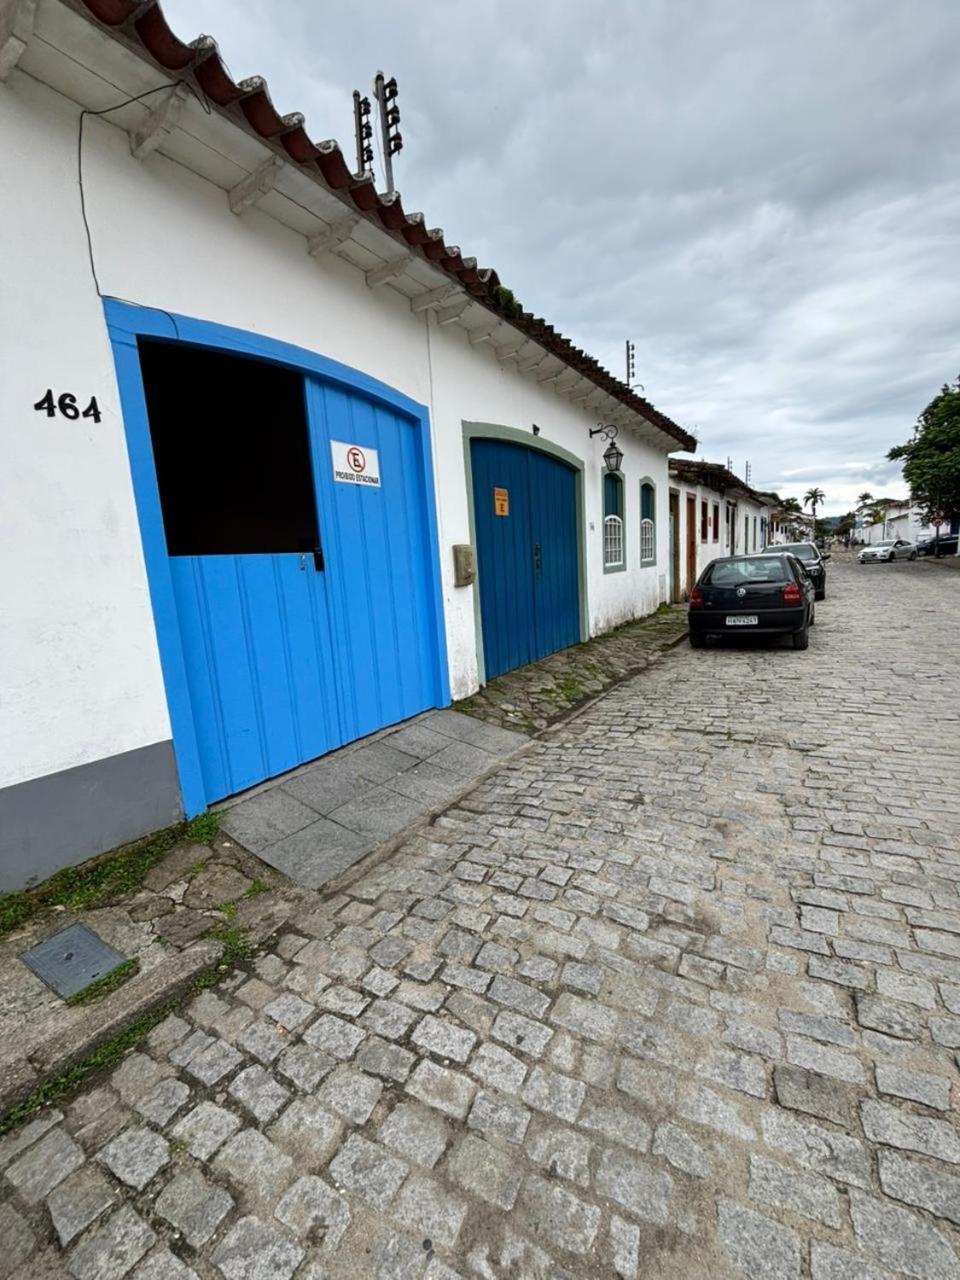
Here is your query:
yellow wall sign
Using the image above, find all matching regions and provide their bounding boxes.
[493,487,509,517]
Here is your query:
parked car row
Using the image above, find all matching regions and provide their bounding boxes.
[916,532,960,557]
[689,542,824,652]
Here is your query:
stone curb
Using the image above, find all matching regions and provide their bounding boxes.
[0,939,223,1121]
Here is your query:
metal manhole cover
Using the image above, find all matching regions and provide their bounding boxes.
[20,923,126,999]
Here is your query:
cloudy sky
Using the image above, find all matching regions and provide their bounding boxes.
[163,0,960,515]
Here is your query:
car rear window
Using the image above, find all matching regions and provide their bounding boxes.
[781,544,818,562]
[705,558,788,585]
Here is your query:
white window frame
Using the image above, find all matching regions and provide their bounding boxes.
[603,514,624,569]
[640,518,655,563]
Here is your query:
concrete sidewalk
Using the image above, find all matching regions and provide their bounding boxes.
[220,711,528,890]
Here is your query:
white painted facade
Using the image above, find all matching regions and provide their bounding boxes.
[0,6,687,865]
[858,501,943,546]
[668,466,775,597]
[767,512,814,545]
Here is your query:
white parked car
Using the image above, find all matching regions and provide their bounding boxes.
[858,539,917,563]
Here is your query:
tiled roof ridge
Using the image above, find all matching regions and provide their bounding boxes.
[73,0,696,452]
[669,458,773,506]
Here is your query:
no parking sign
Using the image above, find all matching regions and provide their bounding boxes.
[331,440,381,488]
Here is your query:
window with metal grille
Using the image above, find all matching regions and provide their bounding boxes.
[640,480,656,563]
[712,503,720,541]
[603,471,625,570]
[604,515,624,567]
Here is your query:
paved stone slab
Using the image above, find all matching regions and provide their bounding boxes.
[875,1063,952,1111]
[5,1127,85,1203]
[378,1102,450,1168]
[227,1064,291,1123]
[521,1174,601,1254]
[67,1205,155,1280]
[328,1134,408,1209]
[749,1153,842,1227]
[171,1101,241,1160]
[596,1148,673,1225]
[132,1250,200,1280]
[718,1200,801,1280]
[467,1092,530,1144]
[447,1134,523,1210]
[405,1060,475,1119]
[394,1174,467,1249]
[155,1169,233,1247]
[212,1130,294,1205]
[317,1065,383,1124]
[274,1175,350,1249]
[878,1149,960,1227]
[861,1100,960,1163]
[212,1216,304,1280]
[268,1098,342,1166]
[47,1166,116,1246]
[521,1065,586,1122]
[0,1202,35,1275]
[850,1189,960,1280]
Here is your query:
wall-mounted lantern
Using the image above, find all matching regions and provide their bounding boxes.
[589,422,622,472]
[603,440,624,473]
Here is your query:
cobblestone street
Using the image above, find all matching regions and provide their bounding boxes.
[2,554,960,1279]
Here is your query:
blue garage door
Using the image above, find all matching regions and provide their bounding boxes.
[471,438,580,680]
[139,340,441,803]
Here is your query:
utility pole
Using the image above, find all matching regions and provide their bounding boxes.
[353,91,373,177]
[372,72,403,194]
[745,461,752,485]
[625,340,635,387]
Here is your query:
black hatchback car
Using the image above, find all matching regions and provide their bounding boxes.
[689,553,816,650]
[775,541,828,599]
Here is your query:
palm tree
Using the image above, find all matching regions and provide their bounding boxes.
[781,497,803,514]
[804,487,826,526]
[857,491,873,508]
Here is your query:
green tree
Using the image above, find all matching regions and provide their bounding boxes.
[856,491,873,507]
[888,376,960,521]
[803,487,826,524]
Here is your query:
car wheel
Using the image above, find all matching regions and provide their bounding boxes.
[792,625,809,651]
[809,605,816,626]
[888,552,895,561]
[909,550,917,560]
[689,633,706,649]
[815,587,825,601]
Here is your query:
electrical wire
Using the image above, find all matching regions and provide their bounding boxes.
[77,79,212,337]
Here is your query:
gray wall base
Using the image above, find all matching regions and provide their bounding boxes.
[0,741,183,893]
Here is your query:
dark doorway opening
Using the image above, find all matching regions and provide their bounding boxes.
[137,340,319,556]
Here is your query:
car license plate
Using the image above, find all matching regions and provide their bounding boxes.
[726,615,758,626]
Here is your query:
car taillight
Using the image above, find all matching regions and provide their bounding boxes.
[783,582,802,605]
[690,587,704,609]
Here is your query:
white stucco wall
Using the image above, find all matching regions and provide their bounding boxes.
[670,480,775,593]
[1,66,678,791]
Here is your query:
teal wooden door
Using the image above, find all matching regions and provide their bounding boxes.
[471,439,580,680]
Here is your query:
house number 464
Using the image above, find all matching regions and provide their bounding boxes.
[34,389,102,423]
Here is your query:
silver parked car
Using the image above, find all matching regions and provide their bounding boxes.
[858,538,917,563]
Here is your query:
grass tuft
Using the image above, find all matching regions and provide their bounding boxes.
[65,958,140,1007]
[0,810,225,939]
[0,1001,172,1135]
[185,811,223,844]
[207,921,254,968]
